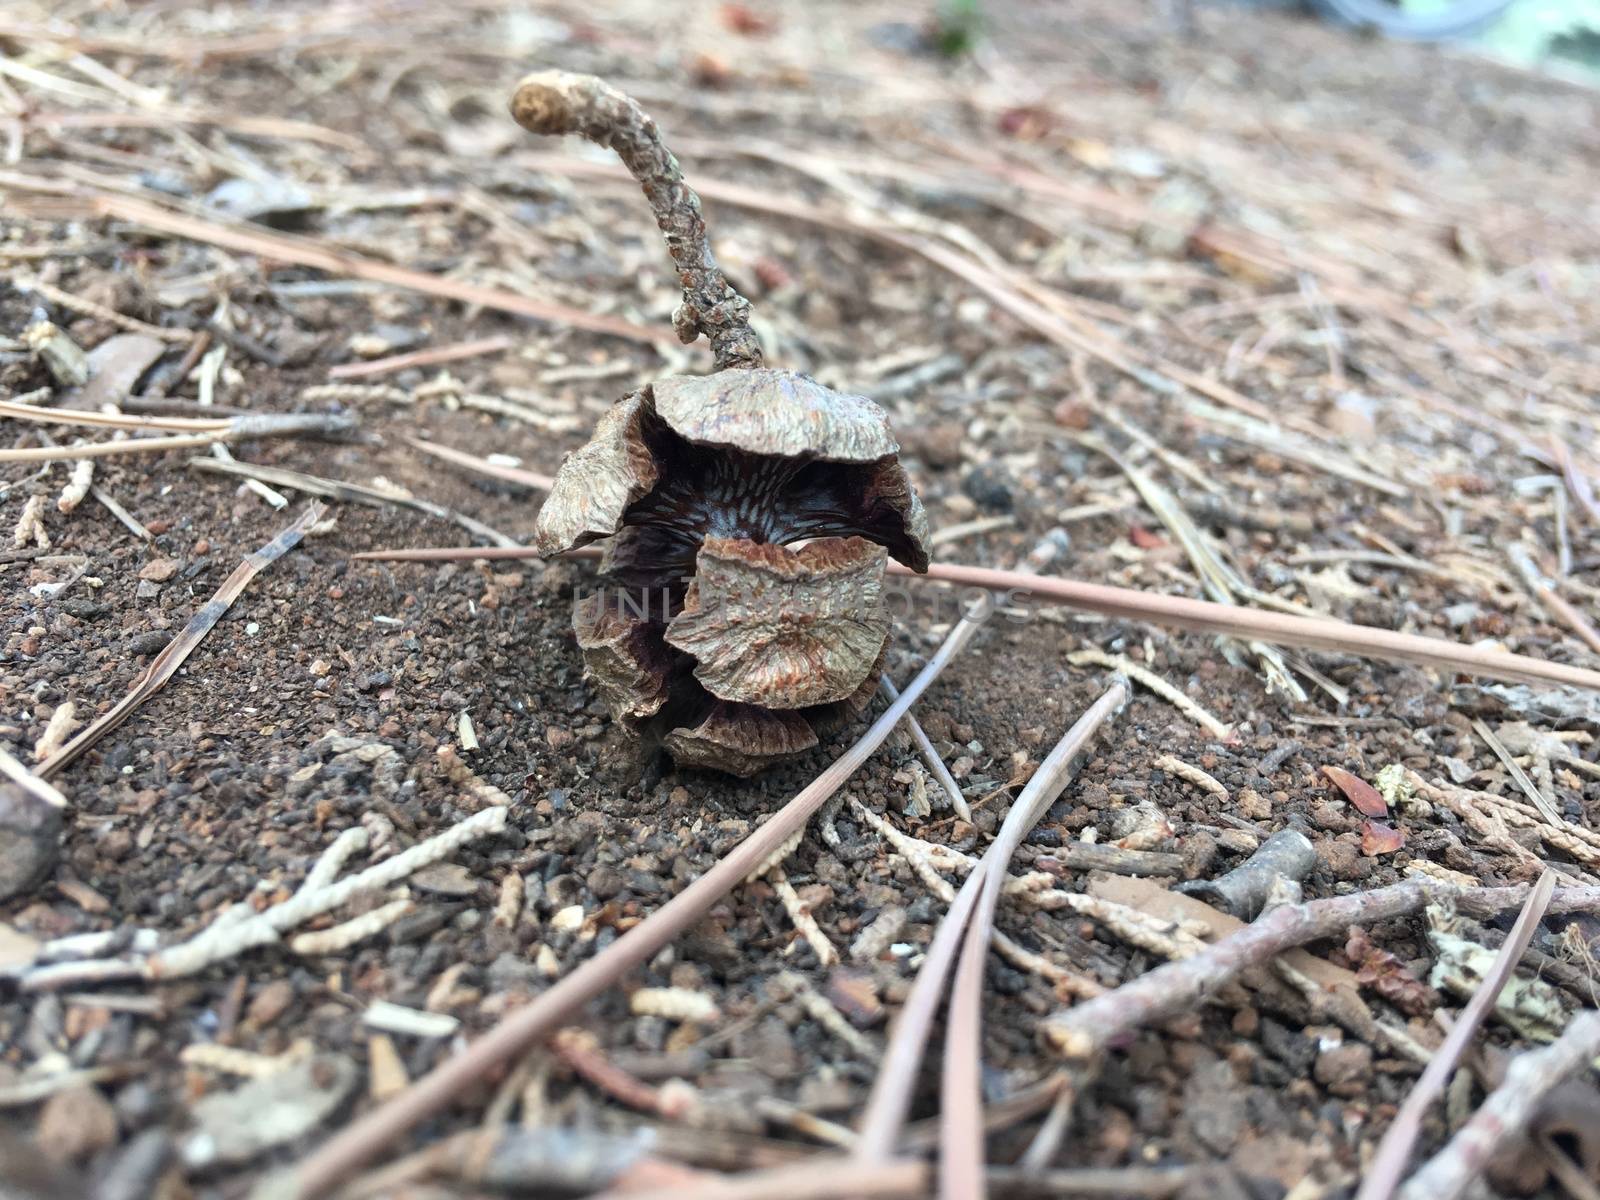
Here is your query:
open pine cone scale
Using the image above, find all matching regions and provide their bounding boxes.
[537,368,931,776]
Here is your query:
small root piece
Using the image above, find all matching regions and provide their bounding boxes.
[13,493,50,549]
[180,1042,306,1079]
[32,703,78,763]
[776,970,879,1060]
[56,458,94,513]
[493,873,524,929]
[290,896,415,956]
[1153,754,1229,798]
[769,866,839,967]
[629,987,720,1024]
[1068,649,1231,738]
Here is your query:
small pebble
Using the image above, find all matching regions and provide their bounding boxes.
[1313,1042,1374,1097]
[35,1085,118,1163]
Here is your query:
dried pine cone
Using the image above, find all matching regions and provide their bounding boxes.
[512,72,931,775]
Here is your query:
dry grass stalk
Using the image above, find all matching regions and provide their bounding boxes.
[1356,871,1557,1200]
[36,502,325,779]
[285,611,979,1197]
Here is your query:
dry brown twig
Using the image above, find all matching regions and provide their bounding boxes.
[1040,879,1600,1060]
[510,72,761,371]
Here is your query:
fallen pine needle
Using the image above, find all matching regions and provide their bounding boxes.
[405,437,555,491]
[1397,1008,1600,1200]
[348,545,1600,691]
[1356,871,1557,1200]
[327,335,514,380]
[188,458,517,548]
[589,1156,929,1200]
[36,503,324,779]
[880,676,971,820]
[0,746,68,810]
[5,183,670,349]
[283,600,979,1198]
[941,683,1129,1199]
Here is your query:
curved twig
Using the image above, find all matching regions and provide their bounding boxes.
[509,71,763,371]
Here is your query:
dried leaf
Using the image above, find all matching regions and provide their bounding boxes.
[1360,819,1406,856]
[1324,765,1389,818]
[1129,524,1168,550]
[1345,926,1438,1017]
